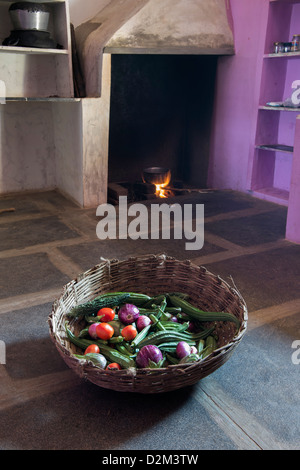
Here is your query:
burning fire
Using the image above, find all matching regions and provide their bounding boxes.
[155,182,169,198]
[154,172,171,198]
[142,167,174,199]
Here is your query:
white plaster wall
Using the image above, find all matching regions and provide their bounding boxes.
[0,100,85,203]
[52,101,84,206]
[69,0,111,27]
[0,102,56,194]
[0,0,108,203]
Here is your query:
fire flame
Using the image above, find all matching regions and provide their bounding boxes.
[155,182,169,198]
[154,172,171,198]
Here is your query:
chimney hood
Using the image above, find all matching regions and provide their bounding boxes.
[75,0,235,97]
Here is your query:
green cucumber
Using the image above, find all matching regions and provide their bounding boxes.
[68,292,151,318]
[168,295,240,328]
[68,292,131,318]
[126,292,152,306]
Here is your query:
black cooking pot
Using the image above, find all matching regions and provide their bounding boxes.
[142,167,171,186]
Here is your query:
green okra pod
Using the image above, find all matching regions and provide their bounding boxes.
[137,326,214,349]
[197,339,205,354]
[166,353,180,365]
[78,327,90,338]
[202,336,218,359]
[160,321,190,332]
[99,344,136,369]
[108,336,124,344]
[149,313,166,331]
[115,344,136,357]
[130,324,152,349]
[65,323,108,349]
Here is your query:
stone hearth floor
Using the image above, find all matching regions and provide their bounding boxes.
[0,189,299,450]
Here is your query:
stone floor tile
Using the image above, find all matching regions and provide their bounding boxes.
[204,243,300,311]
[0,253,70,299]
[208,310,300,449]
[0,303,67,380]
[0,379,238,450]
[0,216,81,251]
[58,237,226,273]
[205,208,287,247]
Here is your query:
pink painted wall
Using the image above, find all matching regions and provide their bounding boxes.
[208,0,269,191]
[286,116,300,243]
[208,0,300,243]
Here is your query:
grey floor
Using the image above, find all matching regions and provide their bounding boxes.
[0,189,299,450]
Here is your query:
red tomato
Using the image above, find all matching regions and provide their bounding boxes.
[106,363,122,370]
[96,322,114,340]
[121,325,137,341]
[84,344,100,355]
[97,307,115,322]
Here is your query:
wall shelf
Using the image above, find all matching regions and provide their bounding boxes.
[256,144,294,153]
[5,97,80,102]
[259,105,300,111]
[264,51,300,58]
[0,45,69,54]
[0,0,73,98]
[249,0,300,206]
[251,187,290,206]
[270,0,300,4]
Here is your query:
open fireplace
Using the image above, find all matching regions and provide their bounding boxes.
[74,0,235,207]
[107,53,218,203]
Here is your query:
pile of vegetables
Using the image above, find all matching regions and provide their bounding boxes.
[65,291,240,371]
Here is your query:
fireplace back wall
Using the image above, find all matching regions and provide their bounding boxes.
[108,54,218,188]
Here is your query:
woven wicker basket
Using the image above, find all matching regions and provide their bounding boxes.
[48,254,248,394]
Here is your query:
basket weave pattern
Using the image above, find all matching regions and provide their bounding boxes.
[48,254,248,393]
